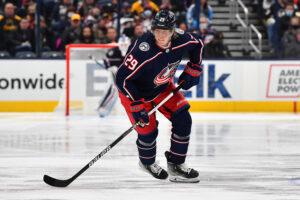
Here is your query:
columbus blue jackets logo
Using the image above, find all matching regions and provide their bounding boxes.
[154,60,181,85]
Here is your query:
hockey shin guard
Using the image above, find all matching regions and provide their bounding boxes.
[169,110,192,164]
[136,128,158,165]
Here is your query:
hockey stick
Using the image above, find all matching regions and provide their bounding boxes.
[89,54,117,84]
[43,81,185,187]
[88,54,106,69]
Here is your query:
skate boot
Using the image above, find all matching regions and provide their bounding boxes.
[139,161,168,180]
[165,151,200,183]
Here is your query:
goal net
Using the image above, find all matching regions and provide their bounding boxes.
[56,43,123,116]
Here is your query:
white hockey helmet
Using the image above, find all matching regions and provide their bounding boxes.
[118,35,131,56]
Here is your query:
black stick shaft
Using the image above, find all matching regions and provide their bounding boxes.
[43,82,184,187]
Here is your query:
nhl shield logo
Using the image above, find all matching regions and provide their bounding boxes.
[139,42,150,51]
[175,28,184,35]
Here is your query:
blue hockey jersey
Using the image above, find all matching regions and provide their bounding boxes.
[115,29,204,101]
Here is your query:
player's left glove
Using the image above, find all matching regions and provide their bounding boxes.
[130,99,149,128]
[178,62,203,90]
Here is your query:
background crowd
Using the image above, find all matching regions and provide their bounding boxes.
[0,0,231,58]
[257,0,300,58]
[0,0,299,58]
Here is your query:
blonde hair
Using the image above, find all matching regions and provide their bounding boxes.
[172,30,179,39]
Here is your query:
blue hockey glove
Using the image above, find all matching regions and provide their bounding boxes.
[130,99,149,128]
[178,62,202,90]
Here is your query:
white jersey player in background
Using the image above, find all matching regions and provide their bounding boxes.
[97,35,131,117]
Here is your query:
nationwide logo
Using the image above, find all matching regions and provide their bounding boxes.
[154,60,180,86]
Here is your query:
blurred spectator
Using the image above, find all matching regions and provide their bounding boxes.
[22,0,33,9]
[198,17,230,58]
[160,0,172,10]
[263,0,290,48]
[186,0,213,31]
[281,16,299,57]
[283,28,300,58]
[77,0,96,20]
[0,2,21,50]
[131,0,159,17]
[102,12,113,27]
[103,26,117,43]
[75,25,99,44]
[101,2,116,19]
[118,18,134,36]
[131,23,145,41]
[200,0,213,20]
[52,6,76,35]
[121,2,134,18]
[26,2,36,29]
[111,0,119,15]
[178,21,187,32]
[41,0,60,25]
[263,0,273,11]
[94,13,112,43]
[169,0,186,24]
[283,16,300,45]
[257,0,273,18]
[278,3,296,39]
[4,0,23,8]
[59,0,75,20]
[140,5,153,32]
[40,16,59,51]
[61,13,81,49]
[7,18,34,55]
[111,2,134,34]
[263,0,288,20]
[85,7,101,28]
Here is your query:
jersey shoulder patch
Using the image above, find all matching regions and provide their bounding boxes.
[139,42,150,51]
[175,28,184,35]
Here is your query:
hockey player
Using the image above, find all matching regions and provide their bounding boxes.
[115,10,204,183]
[97,35,131,117]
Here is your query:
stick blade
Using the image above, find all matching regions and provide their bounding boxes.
[43,175,71,187]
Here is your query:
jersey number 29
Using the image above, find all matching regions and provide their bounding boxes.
[124,54,138,70]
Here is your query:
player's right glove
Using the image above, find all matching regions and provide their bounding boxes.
[130,99,149,128]
[178,62,202,90]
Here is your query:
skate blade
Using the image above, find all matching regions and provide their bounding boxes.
[169,175,200,183]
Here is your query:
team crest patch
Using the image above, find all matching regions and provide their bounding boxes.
[175,28,184,35]
[139,42,150,51]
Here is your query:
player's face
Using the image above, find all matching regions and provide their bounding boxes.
[153,29,172,47]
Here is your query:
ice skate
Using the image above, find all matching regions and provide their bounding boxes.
[139,161,168,180]
[165,151,200,183]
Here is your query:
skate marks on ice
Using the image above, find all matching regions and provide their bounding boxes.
[0,113,300,200]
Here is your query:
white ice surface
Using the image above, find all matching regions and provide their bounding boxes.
[0,112,300,200]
